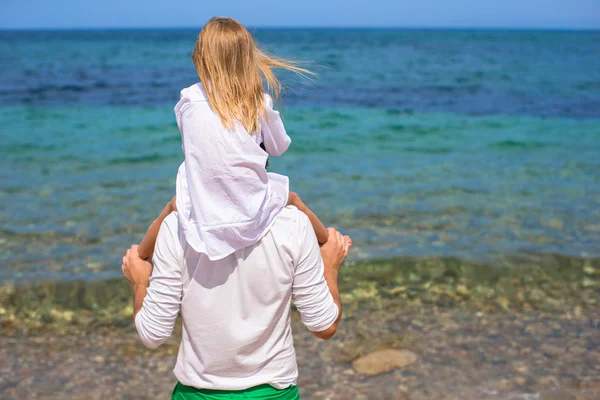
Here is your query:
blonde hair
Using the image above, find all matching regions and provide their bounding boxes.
[192,17,311,134]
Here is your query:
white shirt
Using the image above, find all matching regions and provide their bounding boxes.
[135,207,338,390]
[175,83,292,261]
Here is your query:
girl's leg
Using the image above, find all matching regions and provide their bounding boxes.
[287,191,329,245]
[138,196,177,260]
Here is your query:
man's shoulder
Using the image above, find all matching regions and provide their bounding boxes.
[161,207,310,251]
[265,206,313,261]
[152,212,185,266]
[163,211,179,227]
[159,212,181,240]
[273,206,311,231]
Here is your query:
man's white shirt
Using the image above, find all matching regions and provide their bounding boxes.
[135,206,338,390]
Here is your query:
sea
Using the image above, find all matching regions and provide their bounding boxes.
[1,29,599,281]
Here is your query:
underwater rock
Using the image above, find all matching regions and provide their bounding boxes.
[538,388,577,400]
[456,284,470,297]
[352,349,417,375]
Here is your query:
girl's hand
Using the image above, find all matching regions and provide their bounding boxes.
[122,245,152,288]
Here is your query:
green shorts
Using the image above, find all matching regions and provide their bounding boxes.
[171,382,300,400]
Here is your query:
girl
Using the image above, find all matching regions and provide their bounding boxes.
[137,17,329,260]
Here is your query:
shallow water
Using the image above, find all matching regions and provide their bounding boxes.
[1,29,599,280]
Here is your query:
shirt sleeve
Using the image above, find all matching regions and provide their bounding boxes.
[135,216,183,349]
[261,94,291,157]
[292,213,339,333]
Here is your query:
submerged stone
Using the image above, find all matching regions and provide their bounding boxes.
[582,277,596,288]
[456,284,470,297]
[539,388,577,400]
[352,349,417,375]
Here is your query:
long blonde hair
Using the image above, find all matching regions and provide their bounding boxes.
[192,17,311,134]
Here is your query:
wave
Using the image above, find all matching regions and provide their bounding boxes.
[323,111,356,121]
[160,135,182,143]
[0,143,57,152]
[403,146,452,154]
[117,123,176,134]
[490,140,551,149]
[0,227,101,244]
[107,153,176,165]
[384,124,442,135]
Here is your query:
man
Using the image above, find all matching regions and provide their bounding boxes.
[122,206,351,399]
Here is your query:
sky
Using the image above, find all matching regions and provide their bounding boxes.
[1,0,599,30]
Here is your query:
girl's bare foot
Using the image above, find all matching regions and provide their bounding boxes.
[344,235,352,247]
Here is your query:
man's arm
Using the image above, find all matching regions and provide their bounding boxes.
[311,229,349,340]
[132,283,148,321]
[122,216,183,349]
[292,221,350,341]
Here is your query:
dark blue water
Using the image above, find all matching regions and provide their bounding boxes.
[2,29,599,117]
[0,29,599,280]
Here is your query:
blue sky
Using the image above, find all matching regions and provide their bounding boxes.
[1,0,599,29]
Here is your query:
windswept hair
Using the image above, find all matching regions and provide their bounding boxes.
[192,17,312,134]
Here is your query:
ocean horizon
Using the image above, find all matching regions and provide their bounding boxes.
[2,26,600,32]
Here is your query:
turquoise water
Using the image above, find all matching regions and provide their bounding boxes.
[1,29,599,280]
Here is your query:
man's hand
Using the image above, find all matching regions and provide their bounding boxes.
[320,227,351,273]
[122,244,152,288]
[311,228,351,340]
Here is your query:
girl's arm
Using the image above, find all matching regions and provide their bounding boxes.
[261,94,291,157]
[138,196,177,260]
[288,191,329,245]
